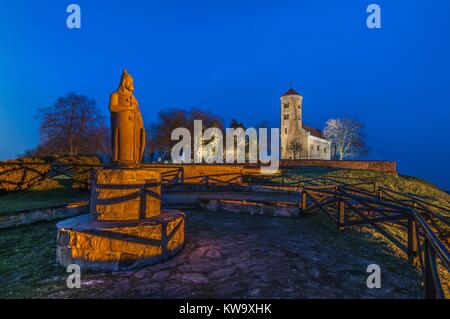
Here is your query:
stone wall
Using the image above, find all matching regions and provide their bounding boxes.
[0,201,88,229]
[142,164,263,184]
[199,198,300,218]
[281,160,397,175]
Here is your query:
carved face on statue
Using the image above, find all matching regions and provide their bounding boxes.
[118,69,135,94]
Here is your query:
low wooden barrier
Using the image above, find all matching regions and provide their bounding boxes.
[141,164,262,185]
[300,184,450,299]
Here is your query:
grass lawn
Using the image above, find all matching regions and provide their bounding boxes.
[0,220,66,298]
[280,167,450,212]
[0,184,88,214]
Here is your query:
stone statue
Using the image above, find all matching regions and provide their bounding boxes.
[110,69,146,167]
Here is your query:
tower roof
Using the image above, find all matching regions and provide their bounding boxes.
[281,88,302,97]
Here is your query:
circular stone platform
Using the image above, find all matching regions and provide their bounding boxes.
[56,210,185,271]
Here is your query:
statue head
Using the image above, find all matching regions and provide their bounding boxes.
[118,69,135,94]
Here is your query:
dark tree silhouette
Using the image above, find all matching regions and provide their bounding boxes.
[36,92,109,156]
[286,140,303,159]
[148,107,224,161]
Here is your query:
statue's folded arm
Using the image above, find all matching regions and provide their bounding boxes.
[110,104,134,113]
[109,93,134,113]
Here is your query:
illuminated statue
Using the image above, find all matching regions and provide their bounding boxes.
[109,69,146,167]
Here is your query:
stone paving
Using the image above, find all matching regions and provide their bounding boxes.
[47,209,423,299]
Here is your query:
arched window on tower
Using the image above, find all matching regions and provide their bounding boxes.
[284,103,289,109]
[284,113,289,120]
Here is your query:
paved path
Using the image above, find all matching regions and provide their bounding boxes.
[47,209,423,299]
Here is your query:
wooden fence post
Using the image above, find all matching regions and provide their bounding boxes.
[301,189,307,213]
[89,170,97,217]
[423,239,438,299]
[407,217,419,267]
[338,199,345,231]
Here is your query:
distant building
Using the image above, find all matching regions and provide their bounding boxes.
[280,88,331,160]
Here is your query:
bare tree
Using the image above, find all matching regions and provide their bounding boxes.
[151,109,190,160]
[323,118,369,160]
[150,107,224,161]
[228,118,250,161]
[36,92,109,156]
[286,140,303,159]
[230,118,245,129]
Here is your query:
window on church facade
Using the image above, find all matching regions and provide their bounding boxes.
[284,103,289,108]
[317,145,320,151]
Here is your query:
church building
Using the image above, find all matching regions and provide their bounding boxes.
[280,88,331,160]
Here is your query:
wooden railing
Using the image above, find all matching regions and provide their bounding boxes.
[300,185,450,299]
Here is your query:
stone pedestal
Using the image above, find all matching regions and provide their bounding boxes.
[56,168,185,271]
[91,169,161,221]
[56,211,185,271]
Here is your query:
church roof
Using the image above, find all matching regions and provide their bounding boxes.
[303,125,326,139]
[281,88,302,97]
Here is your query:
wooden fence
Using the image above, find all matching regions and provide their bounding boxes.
[300,184,450,299]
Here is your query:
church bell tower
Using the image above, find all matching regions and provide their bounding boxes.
[280,88,304,159]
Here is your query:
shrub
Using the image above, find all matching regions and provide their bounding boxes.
[57,156,103,190]
[0,158,52,192]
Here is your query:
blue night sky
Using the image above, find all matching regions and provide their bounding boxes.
[0,1,449,189]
